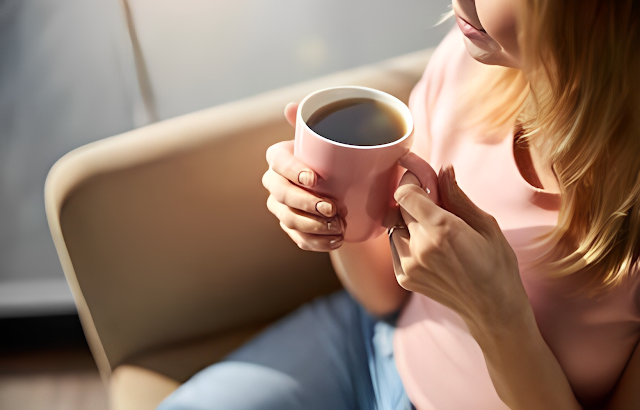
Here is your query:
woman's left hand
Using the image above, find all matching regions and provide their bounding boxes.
[391,163,531,335]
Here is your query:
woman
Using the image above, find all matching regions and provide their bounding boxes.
[159,0,640,408]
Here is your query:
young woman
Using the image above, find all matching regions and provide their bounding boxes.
[159,0,640,408]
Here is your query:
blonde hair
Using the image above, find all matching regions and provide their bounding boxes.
[462,1,640,291]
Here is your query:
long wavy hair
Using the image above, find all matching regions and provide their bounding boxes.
[460,1,640,291]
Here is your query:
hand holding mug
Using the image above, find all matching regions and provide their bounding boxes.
[262,103,345,252]
[263,87,436,251]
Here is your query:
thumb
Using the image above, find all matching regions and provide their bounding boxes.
[383,170,423,228]
[438,166,497,237]
[397,151,439,205]
[284,102,298,128]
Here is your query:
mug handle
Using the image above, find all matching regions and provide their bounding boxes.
[397,151,439,201]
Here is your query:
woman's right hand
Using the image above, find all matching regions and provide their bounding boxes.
[261,103,345,252]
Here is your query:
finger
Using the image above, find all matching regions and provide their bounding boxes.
[284,102,298,127]
[398,171,433,200]
[394,180,442,224]
[262,169,337,218]
[389,227,419,288]
[280,222,343,252]
[384,170,427,228]
[438,165,498,237]
[399,205,418,233]
[398,152,439,203]
[267,195,343,235]
[266,140,317,188]
[398,205,424,259]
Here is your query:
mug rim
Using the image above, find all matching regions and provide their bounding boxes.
[297,86,414,150]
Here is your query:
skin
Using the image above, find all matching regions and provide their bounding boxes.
[262,0,640,408]
[452,0,520,67]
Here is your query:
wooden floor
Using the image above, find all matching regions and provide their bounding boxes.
[0,347,108,410]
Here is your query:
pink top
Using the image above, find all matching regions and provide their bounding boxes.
[394,27,640,409]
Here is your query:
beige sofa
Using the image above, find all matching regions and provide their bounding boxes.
[44,49,432,410]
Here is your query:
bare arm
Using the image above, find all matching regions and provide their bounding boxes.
[392,166,640,410]
[471,304,583,409]
[469,296,640,410]
[330,233,409,317]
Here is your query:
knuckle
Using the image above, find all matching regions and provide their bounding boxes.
[484,215,501,237]
[297,240,311,251]
[396,273,414,291]
[268,144,291,170]
[431,213,448,227]
[439,219,454,239]
[279,212,296,229]
[270,180,288,204]
[261,170,271,189]
[266,195,277,213]
[279,187,290,206]
[273,189,286,204]
[265,144,277,164]
[267,197,286,222]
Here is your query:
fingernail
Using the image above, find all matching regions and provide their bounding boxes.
[326,217,343,233]
[444,166,457,190]
[394,188,408,204]
[442,165,454,179]
[329,237,344,249]
[316,201,334,217]
[298,170,315,187]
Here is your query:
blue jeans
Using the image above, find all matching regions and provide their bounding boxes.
[157,290,413,410]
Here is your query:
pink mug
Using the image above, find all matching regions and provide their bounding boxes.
[294,86,413,242]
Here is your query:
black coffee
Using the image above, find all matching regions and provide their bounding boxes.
[306,98,406,146]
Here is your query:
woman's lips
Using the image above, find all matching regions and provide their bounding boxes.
[455,15,489,40]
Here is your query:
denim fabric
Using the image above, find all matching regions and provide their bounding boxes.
[157,290,413,410]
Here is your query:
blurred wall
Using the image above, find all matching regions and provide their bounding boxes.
[0,0,139,316]
[0,0,452,316]
[128,0,453,120]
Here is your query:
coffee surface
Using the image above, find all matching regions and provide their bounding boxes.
[306,98,406,146]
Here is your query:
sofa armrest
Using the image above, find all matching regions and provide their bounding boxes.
[45,49,433,384]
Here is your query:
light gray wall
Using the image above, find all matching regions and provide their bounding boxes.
[0,0,453,316]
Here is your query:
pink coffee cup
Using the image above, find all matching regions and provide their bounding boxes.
[294,86,413,242]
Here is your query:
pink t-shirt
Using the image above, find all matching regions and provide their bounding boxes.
[393,27,640,409]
